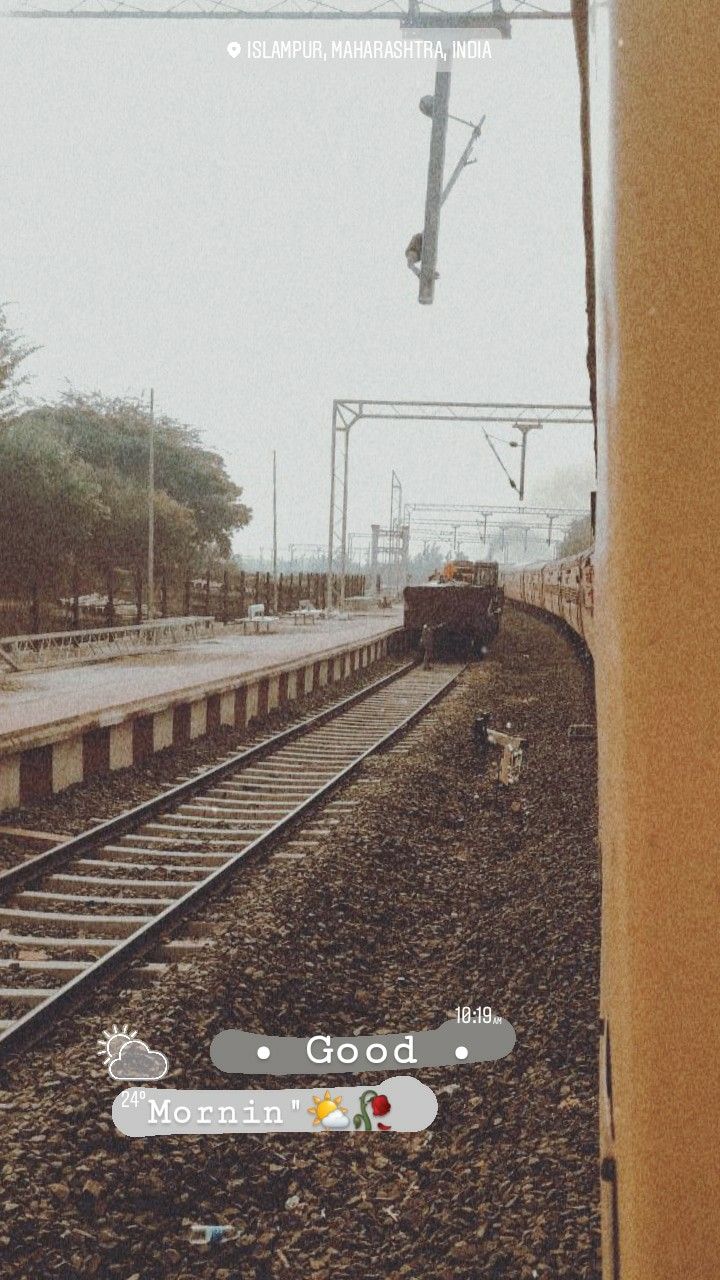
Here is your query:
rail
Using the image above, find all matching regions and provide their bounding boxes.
[0,659,462,1059]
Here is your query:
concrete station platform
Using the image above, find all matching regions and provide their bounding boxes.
[0,610,404,814]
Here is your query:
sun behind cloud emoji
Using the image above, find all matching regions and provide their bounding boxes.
[308,1091,350,1130]
[98,1024,138,1065]
[98,1024,168,1081]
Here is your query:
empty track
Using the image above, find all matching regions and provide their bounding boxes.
[0,661,461,1060]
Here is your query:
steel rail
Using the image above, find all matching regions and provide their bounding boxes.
[0,659,416,899]
[0,661,462,1061]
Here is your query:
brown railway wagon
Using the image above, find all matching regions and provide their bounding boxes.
[403,583,502,658]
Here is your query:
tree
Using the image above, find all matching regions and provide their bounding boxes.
[7,397,252,627]
[0,419,106,631]
[90,470,197,622]
[52,392,251,551]
[0,305,36,420]
[558,516,594,558]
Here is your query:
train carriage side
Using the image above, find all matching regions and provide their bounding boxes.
[500,550,595,656]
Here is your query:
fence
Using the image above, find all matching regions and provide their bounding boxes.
[184,572,366,622]
[0,617,215,673]
[0,573,367,638]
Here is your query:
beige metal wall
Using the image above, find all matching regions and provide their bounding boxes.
[593,3,720,1277]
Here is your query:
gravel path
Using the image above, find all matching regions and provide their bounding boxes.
[0,606,600,1279]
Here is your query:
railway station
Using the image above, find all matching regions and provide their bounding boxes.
[0,3,717,1280]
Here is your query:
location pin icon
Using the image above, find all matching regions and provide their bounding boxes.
[227,42,242,58]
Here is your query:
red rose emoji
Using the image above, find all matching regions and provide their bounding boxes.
[371,1095,391,1117]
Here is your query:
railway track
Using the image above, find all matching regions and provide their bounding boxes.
[0,660,462,1061]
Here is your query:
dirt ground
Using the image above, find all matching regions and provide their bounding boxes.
[0,605,600,1279]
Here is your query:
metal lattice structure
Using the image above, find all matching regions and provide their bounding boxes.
[369,523,410,596]
[4,1,571,20]
[404,501,588,547]
[0,616,214,672]
[405,501,588,519]
[409,517,573,556]
[390,470,403,534]
[326,399,593,607]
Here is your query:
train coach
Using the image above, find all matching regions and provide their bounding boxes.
[501,549,595,656]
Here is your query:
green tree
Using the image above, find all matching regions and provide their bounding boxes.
[9,397,252,627]
[0,419,106,631]
[51,393,251,551]
[0,305,36,420]
[89,470,197,622]
[558,515,594,558]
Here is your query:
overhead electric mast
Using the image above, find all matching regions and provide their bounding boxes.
[325,399,592,608]
[5,1,571,22]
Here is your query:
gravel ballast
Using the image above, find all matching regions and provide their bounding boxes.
[0,605,600,1279]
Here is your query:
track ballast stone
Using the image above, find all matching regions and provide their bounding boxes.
[0,606,600,1279]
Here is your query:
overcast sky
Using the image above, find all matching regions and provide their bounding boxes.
[0,16,594,559]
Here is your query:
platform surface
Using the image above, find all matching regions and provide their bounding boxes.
[0,610,402,747]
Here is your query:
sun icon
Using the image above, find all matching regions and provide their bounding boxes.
[308,1091,350,1130]
[97,1024,138,1066]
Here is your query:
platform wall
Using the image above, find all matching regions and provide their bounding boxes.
[0,630,405,814]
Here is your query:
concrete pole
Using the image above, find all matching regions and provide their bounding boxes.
[401,526,410,591]
[370,523,380,594]
[326,404,337,611]
[518,427,529,503]
[513,421,542,502]
[419,49,452,306]
[272,450,278,615]
[339,426,350,610]
[147,388,154,621]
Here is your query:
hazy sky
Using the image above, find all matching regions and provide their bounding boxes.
[0,15,594,558]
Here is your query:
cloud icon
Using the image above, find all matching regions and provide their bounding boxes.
[321,1109,350,1130]
[109,1039,168,1081]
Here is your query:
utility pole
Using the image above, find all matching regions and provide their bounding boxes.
[511,421,543,502]
[419,49,452,305]
[390,470,403,596]
[148,388,155,621]
[272,451,279,614]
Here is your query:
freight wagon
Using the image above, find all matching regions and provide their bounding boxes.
[403,577,503,659]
